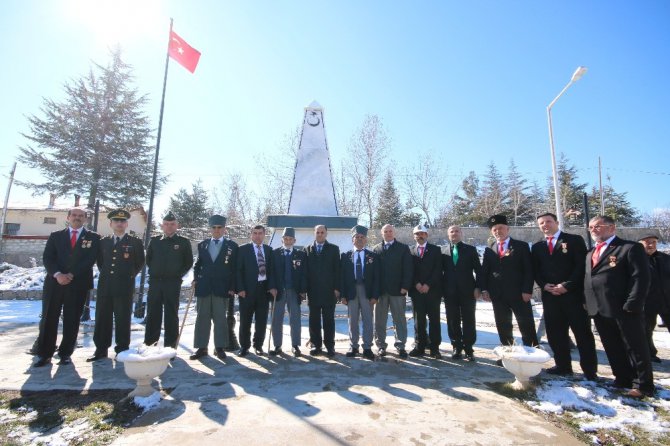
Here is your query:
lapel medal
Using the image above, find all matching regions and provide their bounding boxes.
[561,242,568,253]
[174,244,180,250]
[609,256,617,267]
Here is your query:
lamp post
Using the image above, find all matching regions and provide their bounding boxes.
[547,66,587,229]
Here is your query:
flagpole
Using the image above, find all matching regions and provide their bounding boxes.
[134,18,174,319]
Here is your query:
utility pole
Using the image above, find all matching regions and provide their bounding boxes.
[598,157,604,214]
[0,162,17,261]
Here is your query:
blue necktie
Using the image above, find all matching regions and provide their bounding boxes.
[355,250,364,283]
[284,249,293,289]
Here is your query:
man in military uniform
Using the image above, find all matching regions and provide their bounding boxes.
[88,209,145,361]
[144,211,194,349]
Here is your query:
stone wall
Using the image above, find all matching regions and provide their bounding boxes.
[0,237,48,267]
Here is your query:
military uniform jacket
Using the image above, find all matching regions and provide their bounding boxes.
[442,242,482,299]
[340,248,381,301]
[584,236,650,318]
[272,247,307,295]
[531,231,586,301]
[43,227,100,292]
[97,234,145,297]
[146,234,193,281]
[481,238,533,302]
[304,240,341,306]
[194,238,238,298]
[372,240,413,296]
[410,242,443,299]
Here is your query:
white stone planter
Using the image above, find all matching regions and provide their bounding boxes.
[116,345,177,397]
[494,345,551,390]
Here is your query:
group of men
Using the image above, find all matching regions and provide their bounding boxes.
[31,206,666,398]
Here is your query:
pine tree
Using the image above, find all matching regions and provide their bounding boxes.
[587,178,640,225]
[448,171,480,226]
[374,171,404,227]
[168,179,210,228]
[546,153,588,226]
[504,159,532,226]
[476,162,505,221]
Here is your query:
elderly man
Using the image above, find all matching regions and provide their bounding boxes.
[481,214,538,352]
[638,234,670,363]
[304,225,341,357]
[531,212,597,379]
[372,224,412,358]
[190,215,238,361]
[409,224,443,358]
[89,209,145,362]
[34,207,100,367]
[442,225,481,362]
[144,211,194,349]
[585,216,653,397]
[270,227,308,357]
[341,225,380,360]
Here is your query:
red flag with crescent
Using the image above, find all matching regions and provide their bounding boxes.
[168,30,201,73]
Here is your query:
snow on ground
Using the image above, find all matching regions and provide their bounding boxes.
[133,391,163,412]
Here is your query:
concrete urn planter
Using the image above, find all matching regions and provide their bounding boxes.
[493,345,551,390]
[116,345,177,397]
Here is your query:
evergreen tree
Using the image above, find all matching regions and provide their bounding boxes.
[374,171,404,227]
[168,179,210,228]
[587,178,640,226]
[448,171,480,226]
[476,162,505,221]
[17,48,157,208]
[504,159,532,226]
[546,153,588,226]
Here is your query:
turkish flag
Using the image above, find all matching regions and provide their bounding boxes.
[168,30,201,73]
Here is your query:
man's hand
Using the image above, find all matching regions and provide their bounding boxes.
[415,283,423,293]
[269,288,277,299]
[55,272,71,286]
[299,293,306,301]
[552,284,568,295]
[370,298,378,306]
[334,290,340,299]
[422,284,430,294]
[481,290,491,302]
[342,298,348,305]
[521,292,532,302]
[400,288,408,295]
[228,290,235,297]
[473,288,481,300]
[238,291,246,298]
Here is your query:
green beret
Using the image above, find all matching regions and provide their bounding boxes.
[208,215,226,227]
[351,225,368,237]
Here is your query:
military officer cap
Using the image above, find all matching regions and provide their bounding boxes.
[638,233,660,242]
[282,227,296,238]
[351,225,368,237]
[487,214,508,228]
[107,208,130,221]
[413,224,428,234]
[163,211,177,221]
[208,215,226,227]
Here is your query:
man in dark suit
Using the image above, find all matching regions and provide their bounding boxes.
[481,214,538,351]
[88,209,144,362]
[585,215,653,397]
[409,224,444,359]
[34,207,101,367]
[144,211,193,349]
[638,234,670,363]
[442,225,481,362]
[190,215,238,361]
[270,227,307,357]
[341,225,380,360]
[531,212,597,379]
[372,224,412,358]
[235,225,277,356]
[304,225,341,357]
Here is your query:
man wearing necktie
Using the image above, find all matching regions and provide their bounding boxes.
[270,227,307,357]
[341,225,380,360]
[531,212,597,379]
[34,207,100,367]
[235,225,277,356]
[190,215,238,361]
[89,209,145,362]
[584,216,654,398]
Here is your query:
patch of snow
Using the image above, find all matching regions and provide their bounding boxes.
[117,344,177,362]
[133,391,162,412]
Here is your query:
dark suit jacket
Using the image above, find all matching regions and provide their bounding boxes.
[272,247,307,295]
[340,248,381,301]
[442,242,481,300]
[646,251,670,314]
[43,227,100,292]
[481,238,533,302]
[531,231,587,301]
[304,240,341,306]
[97,234,145,297]
[235,243,275,297]
[194,238,238,297]
[410,243,443,298]
[584,236,650,318]
[372,239,413,296]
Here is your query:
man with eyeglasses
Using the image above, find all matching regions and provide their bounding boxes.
[584,215,653,398]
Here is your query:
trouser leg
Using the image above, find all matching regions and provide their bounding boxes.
[287,292,302,348]
[322,305,336,350]
[113,293,133,353]
[144,282,164,346]
[58,288,87,357]
[374,294,390,349]
[271,292,288,348]
[308,305,323,349]
[93,293,114,352]
[388,294,408,350]
[194,295,213,349]
[212,296,228,349]
[511,299,539,346]
[492,299,514,346]
[163,283,181,348]
[348,297,361,350]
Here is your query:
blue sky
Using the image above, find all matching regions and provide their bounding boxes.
[1,0,668,219]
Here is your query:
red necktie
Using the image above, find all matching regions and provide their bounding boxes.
[498,241,505,258]
[547,236,554,254]
[70,230,78,249]
[591,242,606,267]
[418,246,424,258]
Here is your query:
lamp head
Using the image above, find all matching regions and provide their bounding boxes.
[571,66,588,82]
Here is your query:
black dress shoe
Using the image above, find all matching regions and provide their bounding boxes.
[269,347,282,356]
[238,348,249,357]
[326,349,336,358]
[584,372,598,381]
[292,346,302,357]
[452,350,463,360]
[346,348,359,358]
[430,350,442,359]
[34,357,51,367]
[612,379,633,389]
[254,347,264,356]
[362,349,375,360]
[496,359,504,367]
[464,352,476,362]
[408,348,425,357]
[309,348,323,356]
[377,348,387,357]
[398,349,408,359]
[545,366,574,376]
[215,348,227,359]
[651,355,662,363]
[189,348,208,360]
[58,356,72,365]
[86,352,108,362]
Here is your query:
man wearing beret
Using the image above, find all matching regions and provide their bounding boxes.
[341,225,380,360]
[638,234,670,363]
[88,209,145,362]
[144,211,194,349]
[270,227,307,357]
[190,215,238,361]
[481,214,538,354]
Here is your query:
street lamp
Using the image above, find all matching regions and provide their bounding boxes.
[547,66,588,229]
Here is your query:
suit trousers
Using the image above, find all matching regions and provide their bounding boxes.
[93,291,133,353]
[444,292,477,352]
[645,310,670,358]
[594,313,654,393]
[308,303,336,350]
[39,283,88,358]
[194,294,229,349]
[543,294,597,375]
[374,293,408,350]
[491,297,539,347]
[271,289,302,348]
[226,296,239,349]
[348,284,374,350]
[144,278,182,348]
[411,293,442,351]
[238,281,269,350]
